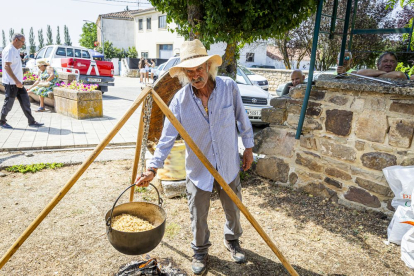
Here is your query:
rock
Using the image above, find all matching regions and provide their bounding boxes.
[361,152,397,171]
[320,139,356,161]
[253,127,296,158]
[389,101,414,115]
[256,157,289,183]
[386,199,395,212]
[328,95,349,106]
[261,108,287,125]
[388,118,414,148]
[325,167,352,181]
[300,135,318,150]
[290,88,326,101]
[270,97,288,109]
[325,109,353,136]
[355,141,365,151]
[402,158,414,166]
[364,97,386,111]
[161,180,186,199]
[355,110,388,143]
[300,182,338,202]
[286,114,322,131]
[0,172,6,177]
[350,98,365,111]
[355,177,393,196]
[350,166,384,182]
[295,153,323,172]
[25,153,34,157]
[344,186,381,208]
[296,168,324,180]
[324,177,342,188]
[289,172,298,185]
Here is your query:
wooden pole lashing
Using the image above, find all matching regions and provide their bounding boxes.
[151,89,299,276]
[0,87,152,269]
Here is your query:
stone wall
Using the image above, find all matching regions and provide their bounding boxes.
[249,68,309,93]
[254,74,414,215]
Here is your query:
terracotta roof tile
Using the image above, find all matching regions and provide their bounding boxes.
[100,10,137,19]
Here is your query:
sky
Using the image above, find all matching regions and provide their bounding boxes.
[0,0,153,48]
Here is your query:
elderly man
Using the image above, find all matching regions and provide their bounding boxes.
[357,51,408,80]
[135,39,254,275]
[281,69,306,96]
[336,51,355,75]
[1,33,43,128]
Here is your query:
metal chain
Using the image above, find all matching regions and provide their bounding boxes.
[139,93,153,175]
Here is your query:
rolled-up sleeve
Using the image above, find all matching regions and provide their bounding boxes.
[232,82,254,149]
[148,97,180,168]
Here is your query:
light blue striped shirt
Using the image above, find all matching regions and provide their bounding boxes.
[149,77,254,192]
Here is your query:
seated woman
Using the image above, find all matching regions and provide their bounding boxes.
[27,61,59,112]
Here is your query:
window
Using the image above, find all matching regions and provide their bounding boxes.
[141,52,148,58]
[36,48,46,59]
[163,57,179,72]
[44,47,53,58]
[146,18,151,30]
[75,49,81,58]
[246,53,254,62]
[66,48,74,57]
[56,47,66,57]
[158,15,167,29]
[139,19,143,30]
[158,44,173,59]
[82,50,91,59]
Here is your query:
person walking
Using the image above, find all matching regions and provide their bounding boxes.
[135,39,254,275]
[1,33,43,128]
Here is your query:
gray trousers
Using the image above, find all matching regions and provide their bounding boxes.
[1,84,35,124]
[186,174,243,254]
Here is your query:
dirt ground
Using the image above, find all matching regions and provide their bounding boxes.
[0,159,413,276]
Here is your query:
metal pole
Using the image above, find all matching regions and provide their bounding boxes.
[338,0,353,66]
[348,0,359,51]
[101,19,105,60]
[329,0,338,40]
[295,0,324,140]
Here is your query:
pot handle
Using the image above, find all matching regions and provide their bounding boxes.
[106,182,163,231]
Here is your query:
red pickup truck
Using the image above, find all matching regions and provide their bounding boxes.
[28,45,115,93]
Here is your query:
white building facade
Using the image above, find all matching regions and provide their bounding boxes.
[97,11,135,51]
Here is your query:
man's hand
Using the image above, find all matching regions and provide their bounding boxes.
[242,148,253,171]
[16,81,23,88]
[134,171,155,187]
[337,66,346,74]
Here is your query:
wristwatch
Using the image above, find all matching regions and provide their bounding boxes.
[147,167,158,176]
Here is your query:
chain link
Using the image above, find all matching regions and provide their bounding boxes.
[139,93,153,175]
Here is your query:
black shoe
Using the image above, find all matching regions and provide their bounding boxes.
[0,122,13,129]
[29,121,44,127]
[191,253,208,275]
[224,239,246,263]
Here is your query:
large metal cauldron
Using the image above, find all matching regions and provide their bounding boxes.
[105,184,166,255]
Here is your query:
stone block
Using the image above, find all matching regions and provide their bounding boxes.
[256,157,289,183]
[325,167,352,181]
[300,135,318,150]
[254,127,296,157]
[388,118,414,148]
[364,97,386,111]
[325,109,353,136]
[355,110,388,143]
[350,166,384,182]
[344,186,381,208]
[57,72,78,83]
[287,114,322,131]
[402,158,414,166]
[161,180,186,199]
[320,139,356,161]
[54,88,103,119]
[324,177,342,188]
[295,153,323,172]
[300,182,338,202]
[290,88,326,101]
[296,168,324,180]
[270,97,288,109]
[350,98,365,111]
[261,108,286,125]
[361,152,397,171]
[355,177,392,196]
[355,141,365,151]
[328,95,349,106]
[371,144,394,153]
[289,172,298,185]
[389,101,414,115]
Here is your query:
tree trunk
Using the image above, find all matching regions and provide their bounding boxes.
[187,1,203,40]
[218,42,237,80]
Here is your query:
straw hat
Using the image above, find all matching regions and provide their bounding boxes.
[169,39,222,77]
[36,60,50,66]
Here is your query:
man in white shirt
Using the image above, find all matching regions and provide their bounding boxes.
[1,33,43,128]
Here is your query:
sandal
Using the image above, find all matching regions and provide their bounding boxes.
[36,107,45,112]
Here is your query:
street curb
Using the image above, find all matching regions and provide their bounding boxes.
[0,142,136,152]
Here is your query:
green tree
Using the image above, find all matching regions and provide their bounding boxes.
[64,25,72,46]
[9,28,14,42]
[56,26,61,45]
[127,46,138,58]
[386,0,413,8]
[20,28,26,50]
[149,0,318,78]
[46,25,53,45]
[29,27,36,54]
[2,30,6,47]
[96,41,124,59]
[79,22,97,49]
[38,29,44,49]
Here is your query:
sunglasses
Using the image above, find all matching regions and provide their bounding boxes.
[17,38,25,44]
[344,56,350,61]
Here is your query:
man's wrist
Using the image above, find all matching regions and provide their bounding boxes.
[147,167,158,176]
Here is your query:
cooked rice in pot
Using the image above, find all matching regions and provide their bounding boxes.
[112,214,154,232]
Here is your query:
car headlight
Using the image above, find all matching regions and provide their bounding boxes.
[251,81,259,86]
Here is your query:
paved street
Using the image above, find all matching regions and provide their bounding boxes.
[0,77,149,151]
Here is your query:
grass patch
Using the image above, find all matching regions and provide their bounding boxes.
[5,163,64,173]
[165,222,181,239]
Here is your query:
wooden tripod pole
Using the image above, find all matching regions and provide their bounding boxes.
[0,87,152,270]
[151,90,299,276]
[130,97,147,202]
